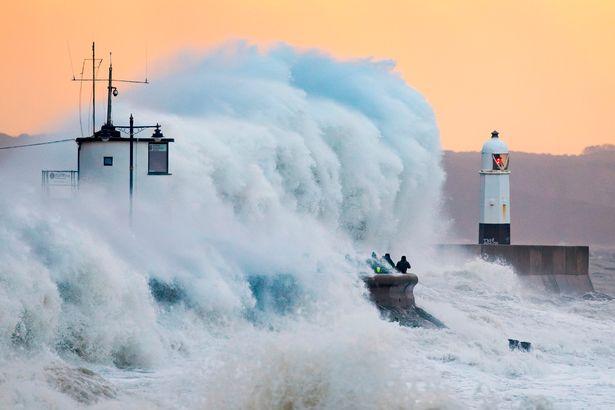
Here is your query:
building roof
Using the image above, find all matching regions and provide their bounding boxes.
[76,136,175,144]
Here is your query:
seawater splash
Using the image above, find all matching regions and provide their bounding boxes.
[0,42,448,408]
[1,43,614,409]
[125,42,443,249]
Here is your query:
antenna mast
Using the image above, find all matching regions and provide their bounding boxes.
[107,53,113,125]
[73,42,102,136]
[103,51,148,128]
[73,43,149,136]
[92,42,96,136]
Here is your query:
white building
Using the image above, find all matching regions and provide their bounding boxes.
[42,44,175,205]
[76,124,174,195]
[479,130,510,244]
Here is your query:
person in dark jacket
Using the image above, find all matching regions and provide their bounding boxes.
[396,256,411,273]
[383,253,396,269]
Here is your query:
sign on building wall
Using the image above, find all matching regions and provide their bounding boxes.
[42,170,79,196]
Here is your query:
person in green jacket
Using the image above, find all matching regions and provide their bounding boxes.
[367,251,390,274]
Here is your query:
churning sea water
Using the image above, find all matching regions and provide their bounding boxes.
[0,43,613,409]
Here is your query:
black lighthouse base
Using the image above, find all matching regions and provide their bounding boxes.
[479,223,510,245]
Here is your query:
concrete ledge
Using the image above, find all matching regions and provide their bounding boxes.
[363,273,418,309]
[362,273,444,328]
[437,244,594,294]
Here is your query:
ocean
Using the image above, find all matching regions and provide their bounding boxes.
[0,43,613,409]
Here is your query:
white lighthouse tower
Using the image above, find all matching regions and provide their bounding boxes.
[479,130,510,244]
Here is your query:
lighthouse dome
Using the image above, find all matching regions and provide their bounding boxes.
[481,131,508,154]
[481,131,509,171]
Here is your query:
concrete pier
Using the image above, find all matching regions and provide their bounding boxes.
[438,244,594,294]
[362,273,444,328]
[363,273,418,309]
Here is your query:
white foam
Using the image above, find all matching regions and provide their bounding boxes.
[0,42,613,408]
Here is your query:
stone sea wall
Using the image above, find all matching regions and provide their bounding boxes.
[438,244,594,294]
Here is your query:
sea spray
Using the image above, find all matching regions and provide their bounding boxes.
[2,42,613,409]
[0,42,448,408]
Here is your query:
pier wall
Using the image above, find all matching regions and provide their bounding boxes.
[437,244,593,294]
[363,273,418,309]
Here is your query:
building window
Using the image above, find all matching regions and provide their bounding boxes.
[148,142,168,174]
[103,156,113,166]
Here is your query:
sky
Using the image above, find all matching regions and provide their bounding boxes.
[0,0,613,154]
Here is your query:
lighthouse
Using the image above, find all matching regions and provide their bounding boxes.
[479,130,510,244]
[439,130,592,294]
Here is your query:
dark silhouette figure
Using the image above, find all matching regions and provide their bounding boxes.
[383,253,395,269]
[396,256,411,273]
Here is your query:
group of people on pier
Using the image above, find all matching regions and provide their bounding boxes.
[368,252,411,274]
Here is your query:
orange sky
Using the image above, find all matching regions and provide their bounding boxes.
[1,0,613,153]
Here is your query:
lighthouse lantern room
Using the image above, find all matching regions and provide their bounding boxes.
[479,130,510,245]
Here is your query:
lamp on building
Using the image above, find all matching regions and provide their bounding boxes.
[151,124,164,141]
[95,123,120,141]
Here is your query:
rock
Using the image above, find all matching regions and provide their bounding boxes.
[45,365,117,404]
